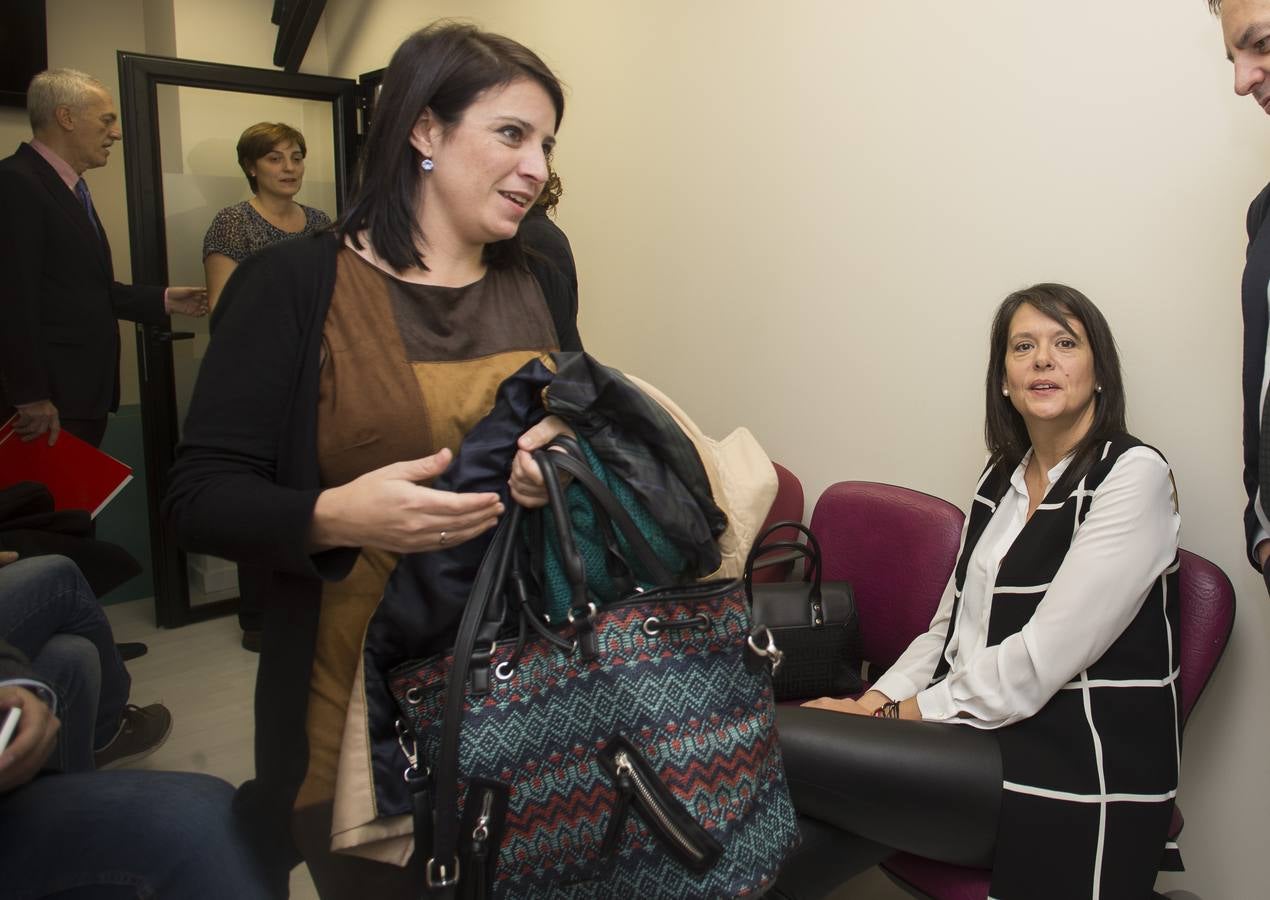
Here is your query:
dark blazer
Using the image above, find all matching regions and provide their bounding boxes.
[1241,181,1270,567]
[0,142,166,421]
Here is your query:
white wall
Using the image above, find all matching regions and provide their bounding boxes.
[18,0,1269,894]
[318,2,1270,896]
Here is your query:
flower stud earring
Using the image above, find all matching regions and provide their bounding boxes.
[421,157,434,172]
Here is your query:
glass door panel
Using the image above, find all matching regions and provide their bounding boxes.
[154,86,338,610]
[118,52,357,626]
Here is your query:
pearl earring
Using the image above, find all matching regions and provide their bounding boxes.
[421,157,434,172]
[1002,388,1010,397]
[1095,385,1103,393]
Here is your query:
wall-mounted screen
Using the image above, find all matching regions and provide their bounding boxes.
[0,1,47,109]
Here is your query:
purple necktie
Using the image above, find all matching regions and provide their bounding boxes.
[75,178,101,239]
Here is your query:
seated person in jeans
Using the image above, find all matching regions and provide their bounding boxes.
[775,284,1182,900]
[0,554,168,769]
[0,634,273,897]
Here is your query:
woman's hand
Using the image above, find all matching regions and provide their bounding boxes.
[802,692,922,720]
[855,689,891,713]
[801,696,873,716]
[309,448,503,553]
[509,416,576,508]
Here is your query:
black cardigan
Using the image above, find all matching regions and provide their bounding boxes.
[162,233,581,872]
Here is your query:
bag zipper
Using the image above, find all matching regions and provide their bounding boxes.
[599,761,634,859]
[612,749,709,866]
[468,788,494,900]
[612,579,737,607]
[598,738,722,872]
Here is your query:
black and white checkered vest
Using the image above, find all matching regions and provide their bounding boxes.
[932,434,1181,899]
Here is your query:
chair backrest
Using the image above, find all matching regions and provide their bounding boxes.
[749,461,806,584]
[810,481,965,671]
[1175,548,1236,728]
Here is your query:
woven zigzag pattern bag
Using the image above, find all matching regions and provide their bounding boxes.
[389,446,799,899]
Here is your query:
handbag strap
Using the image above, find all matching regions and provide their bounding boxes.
[548,436,640,597]
[427,507,522,893]
[538,444,591,614]
[538,446,676,586]
[744,520,822,594]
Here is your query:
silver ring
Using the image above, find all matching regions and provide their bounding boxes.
[439,531,449,546]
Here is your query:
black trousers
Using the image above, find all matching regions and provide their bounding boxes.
[237,564,265,632]
[772,705,1003,900]
[60,416,109,449]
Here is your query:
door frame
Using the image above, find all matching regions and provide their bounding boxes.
[117,51,357,627]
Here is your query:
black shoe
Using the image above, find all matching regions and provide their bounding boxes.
[241,629,262,653]
[94,703,173,769]
[116,641,148,661]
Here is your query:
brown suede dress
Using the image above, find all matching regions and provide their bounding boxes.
[291,247,558,898]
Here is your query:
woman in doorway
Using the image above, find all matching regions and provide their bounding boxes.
[165,22,578,898]
[775,283,1182,900]
[202,123,332,653]
[202,122,331,312]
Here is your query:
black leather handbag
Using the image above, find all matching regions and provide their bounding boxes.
[745,521,863,701]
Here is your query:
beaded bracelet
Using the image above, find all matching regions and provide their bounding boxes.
[872,700,900,719]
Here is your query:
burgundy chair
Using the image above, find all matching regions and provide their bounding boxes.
[808,481,965,677]
[749,461,807,584]
[880,547,1237,900]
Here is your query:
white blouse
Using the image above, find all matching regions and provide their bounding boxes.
[870,447,1180,729]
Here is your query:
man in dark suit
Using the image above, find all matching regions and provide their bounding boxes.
[1214,0,1270,589]
[0,68,207,449]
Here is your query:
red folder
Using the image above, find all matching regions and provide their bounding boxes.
[0,415,134,518]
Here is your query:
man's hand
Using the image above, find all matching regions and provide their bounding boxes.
[13,399,60,445]
[166,287,209,317]
[0,552,18,567]
[1258,540,1270,571]
[0,687,59,794]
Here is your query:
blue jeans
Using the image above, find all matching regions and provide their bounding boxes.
[0,770,274,899]
[0,556,129,770]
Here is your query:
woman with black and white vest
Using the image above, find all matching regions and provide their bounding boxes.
[774,283,1182,900]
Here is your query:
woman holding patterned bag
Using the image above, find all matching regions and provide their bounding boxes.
[774,283,1182,900]
[164,22,578,898]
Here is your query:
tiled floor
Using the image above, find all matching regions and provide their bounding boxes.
[104,598,319,900]
[105,598,907,900]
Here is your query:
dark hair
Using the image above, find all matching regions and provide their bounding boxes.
[236,122,307,193]
[337,21,565,273]
[535,163,563,215]
[984,283,1127,494]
